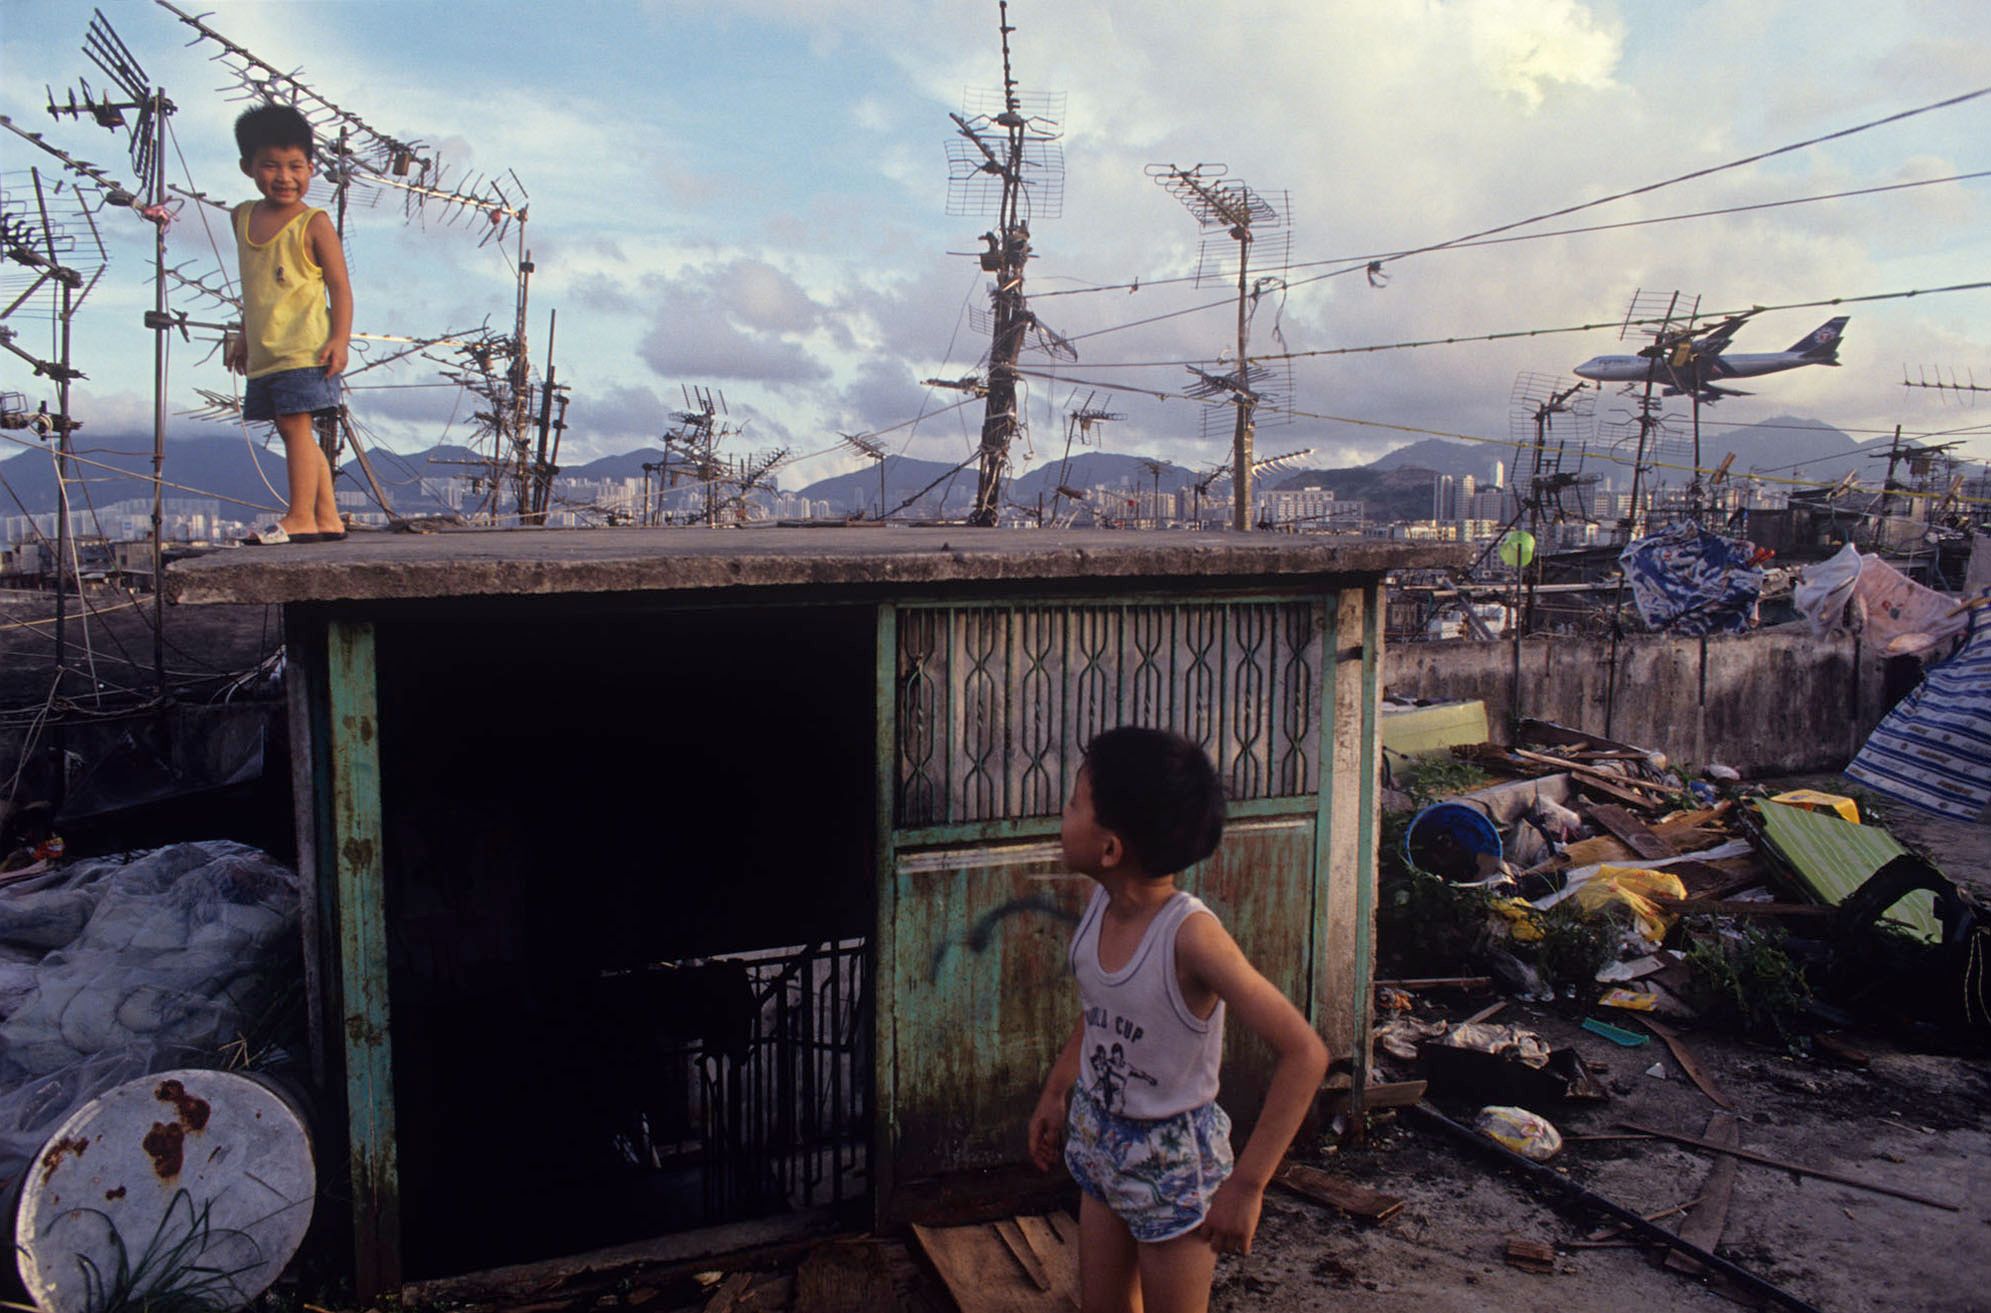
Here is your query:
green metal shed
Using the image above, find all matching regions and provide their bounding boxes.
[167,526,1459,1297]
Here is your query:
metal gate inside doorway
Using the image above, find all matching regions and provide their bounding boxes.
[614,937,868,1226]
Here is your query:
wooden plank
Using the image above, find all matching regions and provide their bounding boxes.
[1510,748,1672,797]
[1373,976,1491,991]
[702,1273,753,1313]
[1667,1113,1740,1276]
[328,620,400,1297]
[1504,1237,1556,1273]
[911,1220,1077,1313]
[1582,1194,1704,1242]
[282,609,328,1092]
[1618,1121,1961,1210]
[1639,1018,1736,1110]
[1275,1164,1405,1222]
[1588,804,1676,861]
[1321,1080,1427,1116]
[1046,1211,1079,1246]
[993,1220,1051,1292]
[1012,1215,1078,1307]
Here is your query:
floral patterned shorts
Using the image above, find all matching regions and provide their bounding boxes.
[1064,1087,1234,1242]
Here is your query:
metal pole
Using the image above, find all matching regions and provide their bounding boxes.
[150,89,168,698]
[1231,229,1253,531]
[529,308,557,524]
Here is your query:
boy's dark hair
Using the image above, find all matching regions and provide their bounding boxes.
[1083,726,1225,876]
[235,104,314,163]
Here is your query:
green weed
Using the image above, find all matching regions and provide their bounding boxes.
[1682,917,1811,1044]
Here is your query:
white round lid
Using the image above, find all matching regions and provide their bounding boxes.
[16,1068,315,1313]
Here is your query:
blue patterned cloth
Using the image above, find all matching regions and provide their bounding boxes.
[1846,599,1991,821]
[1619,521,1764,636]
[1064,1087,1234,1242]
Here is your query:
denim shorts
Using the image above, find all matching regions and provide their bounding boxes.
[1064,1087,1234,1242]
[243,366,344,422]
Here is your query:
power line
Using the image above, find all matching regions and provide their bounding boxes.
[1033,169,1991,300]
[1036,279,1991,370]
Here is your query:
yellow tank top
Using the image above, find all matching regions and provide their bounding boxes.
[234,202,332,378]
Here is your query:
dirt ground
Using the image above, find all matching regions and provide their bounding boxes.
[1199,776,1991,1313]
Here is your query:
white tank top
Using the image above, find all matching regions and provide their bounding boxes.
[1068,886,1225,1119]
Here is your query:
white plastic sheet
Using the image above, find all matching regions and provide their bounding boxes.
[0,841,299,1193]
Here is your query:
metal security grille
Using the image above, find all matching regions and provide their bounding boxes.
[621,939,868,1224]
[896,600,1324,826]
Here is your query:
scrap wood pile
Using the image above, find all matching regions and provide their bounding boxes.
[1383,714,1989,1042]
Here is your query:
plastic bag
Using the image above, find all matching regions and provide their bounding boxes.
[1574,866,1688,944]
[0,841,300,1193]
[1475,1105,1562,1160]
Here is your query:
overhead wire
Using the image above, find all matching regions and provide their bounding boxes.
[1028,86,1991,352]
[1031,169,1991,301]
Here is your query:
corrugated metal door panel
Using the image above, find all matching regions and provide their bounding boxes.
[891,843,1090,1181]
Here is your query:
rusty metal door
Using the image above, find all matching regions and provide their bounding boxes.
[873,591,1378,1203]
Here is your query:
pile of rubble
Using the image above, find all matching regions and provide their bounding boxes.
[1356,709,1987,1306]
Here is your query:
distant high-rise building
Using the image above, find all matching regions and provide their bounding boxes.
[1433,474,1458,521]
[1493,460,1505,489]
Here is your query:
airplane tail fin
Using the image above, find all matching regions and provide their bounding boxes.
[1787,315,1850,359]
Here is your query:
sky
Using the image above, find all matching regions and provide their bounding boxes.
[4,0,1991,498]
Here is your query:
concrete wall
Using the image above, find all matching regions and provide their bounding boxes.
[1385,627,1898,776]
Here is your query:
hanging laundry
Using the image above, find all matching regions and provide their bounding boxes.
[1845,597,1991,822]
[1793,541,1863,637]
[1618,521,1763,636]
[1853,554,1970,655]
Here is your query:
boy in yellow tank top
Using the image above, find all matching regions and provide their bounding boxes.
[227,104,352,545]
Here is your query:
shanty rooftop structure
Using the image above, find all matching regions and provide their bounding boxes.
[168,526,1464,1296]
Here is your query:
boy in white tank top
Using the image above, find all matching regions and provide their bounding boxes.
[1028,727,1330,1313]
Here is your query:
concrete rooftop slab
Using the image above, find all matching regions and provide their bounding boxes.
[165,526,1469,606]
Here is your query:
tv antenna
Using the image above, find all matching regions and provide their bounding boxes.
[944,0,1068,526]
[1147,163,1291,529]
[1902,364,1987,405]
[839,431,889,520]
[1045,390,1122,523]
[156,0,544,524]
[41,7,183,694]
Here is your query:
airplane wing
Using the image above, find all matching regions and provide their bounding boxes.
[1660,382,1752,402]
[1691,314,1753,357]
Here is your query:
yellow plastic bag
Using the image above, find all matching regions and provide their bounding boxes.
[1574,866,1688,943]
[1490,897,1545,942]
[1768,790,1860,824]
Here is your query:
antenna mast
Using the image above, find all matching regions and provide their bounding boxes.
[1148,163,1291,529]
[944,2,1066,526]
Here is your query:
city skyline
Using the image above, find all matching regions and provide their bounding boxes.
[4,0,1990,512]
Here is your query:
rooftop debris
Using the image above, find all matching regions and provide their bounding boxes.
[1371,705,1986,1310]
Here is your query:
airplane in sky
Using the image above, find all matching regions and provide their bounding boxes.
[1573,314,1849,402]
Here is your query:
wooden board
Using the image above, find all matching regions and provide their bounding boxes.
[1588,804,1677,861]
[1640,1018,1736,1110]
[1275,1164,1405,1222]
[912,1214,1080,1313]
[1666,1113,1739,1276]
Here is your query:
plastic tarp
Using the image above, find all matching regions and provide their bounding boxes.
[1752,800,1939,944]
[0,841,300,1193]
[1619,520,1763,636]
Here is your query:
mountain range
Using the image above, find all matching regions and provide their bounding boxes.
[0,414,1924,521]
